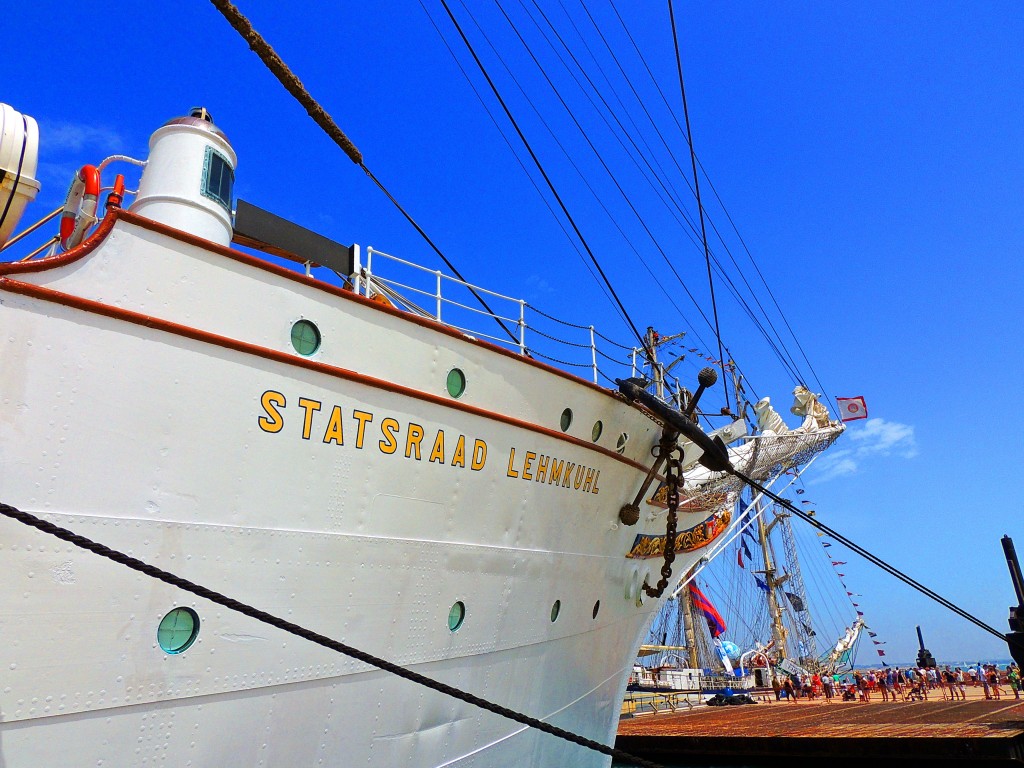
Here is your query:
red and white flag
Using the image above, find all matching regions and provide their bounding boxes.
[836,396,868,422]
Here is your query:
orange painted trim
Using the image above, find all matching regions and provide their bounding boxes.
[0,276,651,474]
[2,209,632,405]
[0,208,118,276]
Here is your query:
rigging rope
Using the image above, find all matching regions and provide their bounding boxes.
[437,0,650,355]
[606,0,827,393]
[206,0,521,348]
[730,471,1011,645]
[0,501,663,768]
[417,0,622,315]
[667,0,729,409]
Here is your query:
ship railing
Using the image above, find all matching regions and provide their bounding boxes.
[357,246,635,386]
[0,206,62,260]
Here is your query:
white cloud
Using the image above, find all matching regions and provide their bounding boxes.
[40,122,124,154]
[811,417,917,483]
[847,417,918,458]
[812,456,859,483]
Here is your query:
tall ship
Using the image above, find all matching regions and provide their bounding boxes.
[1,8,845,766]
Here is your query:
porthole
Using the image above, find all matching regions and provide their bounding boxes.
[616,432,629,454]
[157,607,200,654]
[448,601,466,632]
[592,600,601,619]
[550,600,561,622]
[591,420,603,442]
[290,319,321,356]
[560,408,573,432]
[446,368,466,398]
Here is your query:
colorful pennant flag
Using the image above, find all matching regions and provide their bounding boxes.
[876,649,886,657]
[754,576,770,592]
[831,561,847,566]
[689,584,727,638]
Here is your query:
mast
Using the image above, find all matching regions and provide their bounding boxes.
[680,576,700,669]
[777,511,818,665]
[642,326,700,668]
[755,499,790,663]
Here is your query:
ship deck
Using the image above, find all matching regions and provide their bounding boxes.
[616,685,1024,767]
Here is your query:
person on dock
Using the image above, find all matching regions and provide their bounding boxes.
[942,667,961,700]
[894,668,906,698]
[1008,665,1021,700]
[955,668,967,700]
[988,665,1002,700]
[879,671,890,702]
[917,671,933,700]
[822,673,834,702]
[772,675,782,702]
[783,676,797,703]
[969,666,979,686]
[983,665,993,699]
[855,672,869,703]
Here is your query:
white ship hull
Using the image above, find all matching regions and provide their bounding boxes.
[0,212,713,766]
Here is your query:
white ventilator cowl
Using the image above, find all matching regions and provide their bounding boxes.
[131,113,237,247]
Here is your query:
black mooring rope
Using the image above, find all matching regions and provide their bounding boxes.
[0,501,662,768]
[730,471,1011,645]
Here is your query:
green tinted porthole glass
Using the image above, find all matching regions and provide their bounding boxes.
[448,601,466,632]
[591,420,603,442]
[616,432,629,454]
[291,319,321,356]
[592,600,601,619]
[550,599,561,622]
[446,368,466,398]
[560,408,573,432]
[157,607,200,654]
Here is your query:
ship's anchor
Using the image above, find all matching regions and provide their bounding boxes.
[641,446,682,599]
[616,367,732,599]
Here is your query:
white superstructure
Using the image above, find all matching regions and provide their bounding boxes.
[0,109,841,766]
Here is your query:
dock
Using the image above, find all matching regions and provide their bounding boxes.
[616,687,1024,766]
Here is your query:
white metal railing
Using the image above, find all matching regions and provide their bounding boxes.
[355,246,637,385]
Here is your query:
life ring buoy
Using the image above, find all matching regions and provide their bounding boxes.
[59,165,100,251]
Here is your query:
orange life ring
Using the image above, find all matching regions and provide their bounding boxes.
[59,165,101,251]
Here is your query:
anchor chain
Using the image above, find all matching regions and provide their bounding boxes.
[643,448,682,598]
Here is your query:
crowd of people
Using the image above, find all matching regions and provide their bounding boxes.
[770,662,1021,703]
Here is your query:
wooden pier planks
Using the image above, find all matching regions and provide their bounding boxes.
[617,698,1024,764]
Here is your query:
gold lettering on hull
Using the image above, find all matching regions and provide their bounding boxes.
[257,390,603,494]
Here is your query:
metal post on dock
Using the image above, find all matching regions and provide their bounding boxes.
[1001,535,1024,666]
[915,625,936,669]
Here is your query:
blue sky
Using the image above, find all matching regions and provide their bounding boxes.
[5,2,1023,665]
